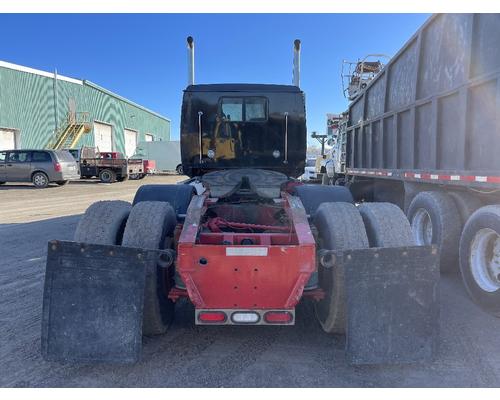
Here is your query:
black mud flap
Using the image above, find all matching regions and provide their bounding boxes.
[41,240,174,364]
[339,245,439,365]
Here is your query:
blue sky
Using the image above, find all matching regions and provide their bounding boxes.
[0,13,429,144]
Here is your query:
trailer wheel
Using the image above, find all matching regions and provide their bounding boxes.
[359,202,415,247]
[313,202,369,334]
[176,164,184,175]
[295,185,354,218]
[122,201,177,336]
[133,184,195,216]
[74,200,132,245]
[99,169,116,183]
[448,191,483,227]
[459,205,500,316]
[407,191,461,272]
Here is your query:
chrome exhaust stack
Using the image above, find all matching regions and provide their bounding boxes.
[292,39,301,87]
[187,36,195,86]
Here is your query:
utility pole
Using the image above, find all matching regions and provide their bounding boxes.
[311,131,328,156]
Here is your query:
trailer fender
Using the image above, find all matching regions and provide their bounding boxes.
[133,184,195,217]
[294,185,354,218]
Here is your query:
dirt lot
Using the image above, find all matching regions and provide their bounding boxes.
[1,175,500,387]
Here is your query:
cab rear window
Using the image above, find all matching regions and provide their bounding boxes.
[220,97,267,122]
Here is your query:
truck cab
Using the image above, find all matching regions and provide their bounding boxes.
[180,84,306,178]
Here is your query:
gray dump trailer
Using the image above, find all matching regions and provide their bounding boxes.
[332,14,500,316]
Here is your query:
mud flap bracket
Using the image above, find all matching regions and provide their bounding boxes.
[41,240,174,364]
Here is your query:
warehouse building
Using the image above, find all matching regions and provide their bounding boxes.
[0,60,170,156]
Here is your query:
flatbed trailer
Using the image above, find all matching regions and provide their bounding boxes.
[75,147,145,182]
[41,36,439,365]
[331,14,500,316]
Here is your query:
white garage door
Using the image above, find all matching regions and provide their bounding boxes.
[124,129,138,158]
[144,134,154,142]
[0,129,18,150]
[94,122,113,152]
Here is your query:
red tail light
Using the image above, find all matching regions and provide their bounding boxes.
[264,311,293,324]
[54,162,62,172]
[198,311,227,323]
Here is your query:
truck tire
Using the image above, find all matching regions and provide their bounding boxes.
[133,184,195,216]
[313,202,369,334]
[407,191,461,272]
[116,175,128,182]
[321,173,331,185]
[74,200,132,245]
[122,201,177,336]
[294,185,354,218]
[459,205,500,316]
[176,164,184,175]
[448,191,483,227]
[359,202,415,247]
[32,172,49,188]
[99,169,116,183]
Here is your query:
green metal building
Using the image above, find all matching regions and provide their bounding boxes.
[0,60,170,156]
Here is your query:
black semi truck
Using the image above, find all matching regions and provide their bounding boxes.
[329,14,500,316]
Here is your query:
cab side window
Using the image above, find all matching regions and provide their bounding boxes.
[7,151,30,163]
[0,151,6,163]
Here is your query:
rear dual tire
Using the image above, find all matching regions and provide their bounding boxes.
[122,201,177,336]
[75,200,178,335]
[314,202,415,334]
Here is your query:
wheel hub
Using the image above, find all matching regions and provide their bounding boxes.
[470,228,500,292]
[34,174,47,186]
[411,208,433,245]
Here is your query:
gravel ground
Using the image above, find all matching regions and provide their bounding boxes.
[1,176,500,387]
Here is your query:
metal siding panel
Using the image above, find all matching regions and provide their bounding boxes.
[383,116,396,169]
[437,92,462,170]
[350,97,364,126]
[415,102,433,169]
[0,66,170,151]
[418,14,473,99]
[467,79,500,170]
[470,14,500,78]
[387,39,418,111]
[0,67,55,148]
[366,74,386,119]
[398,109,413,169]
[364,124,372,168]
[372,120,383,168]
